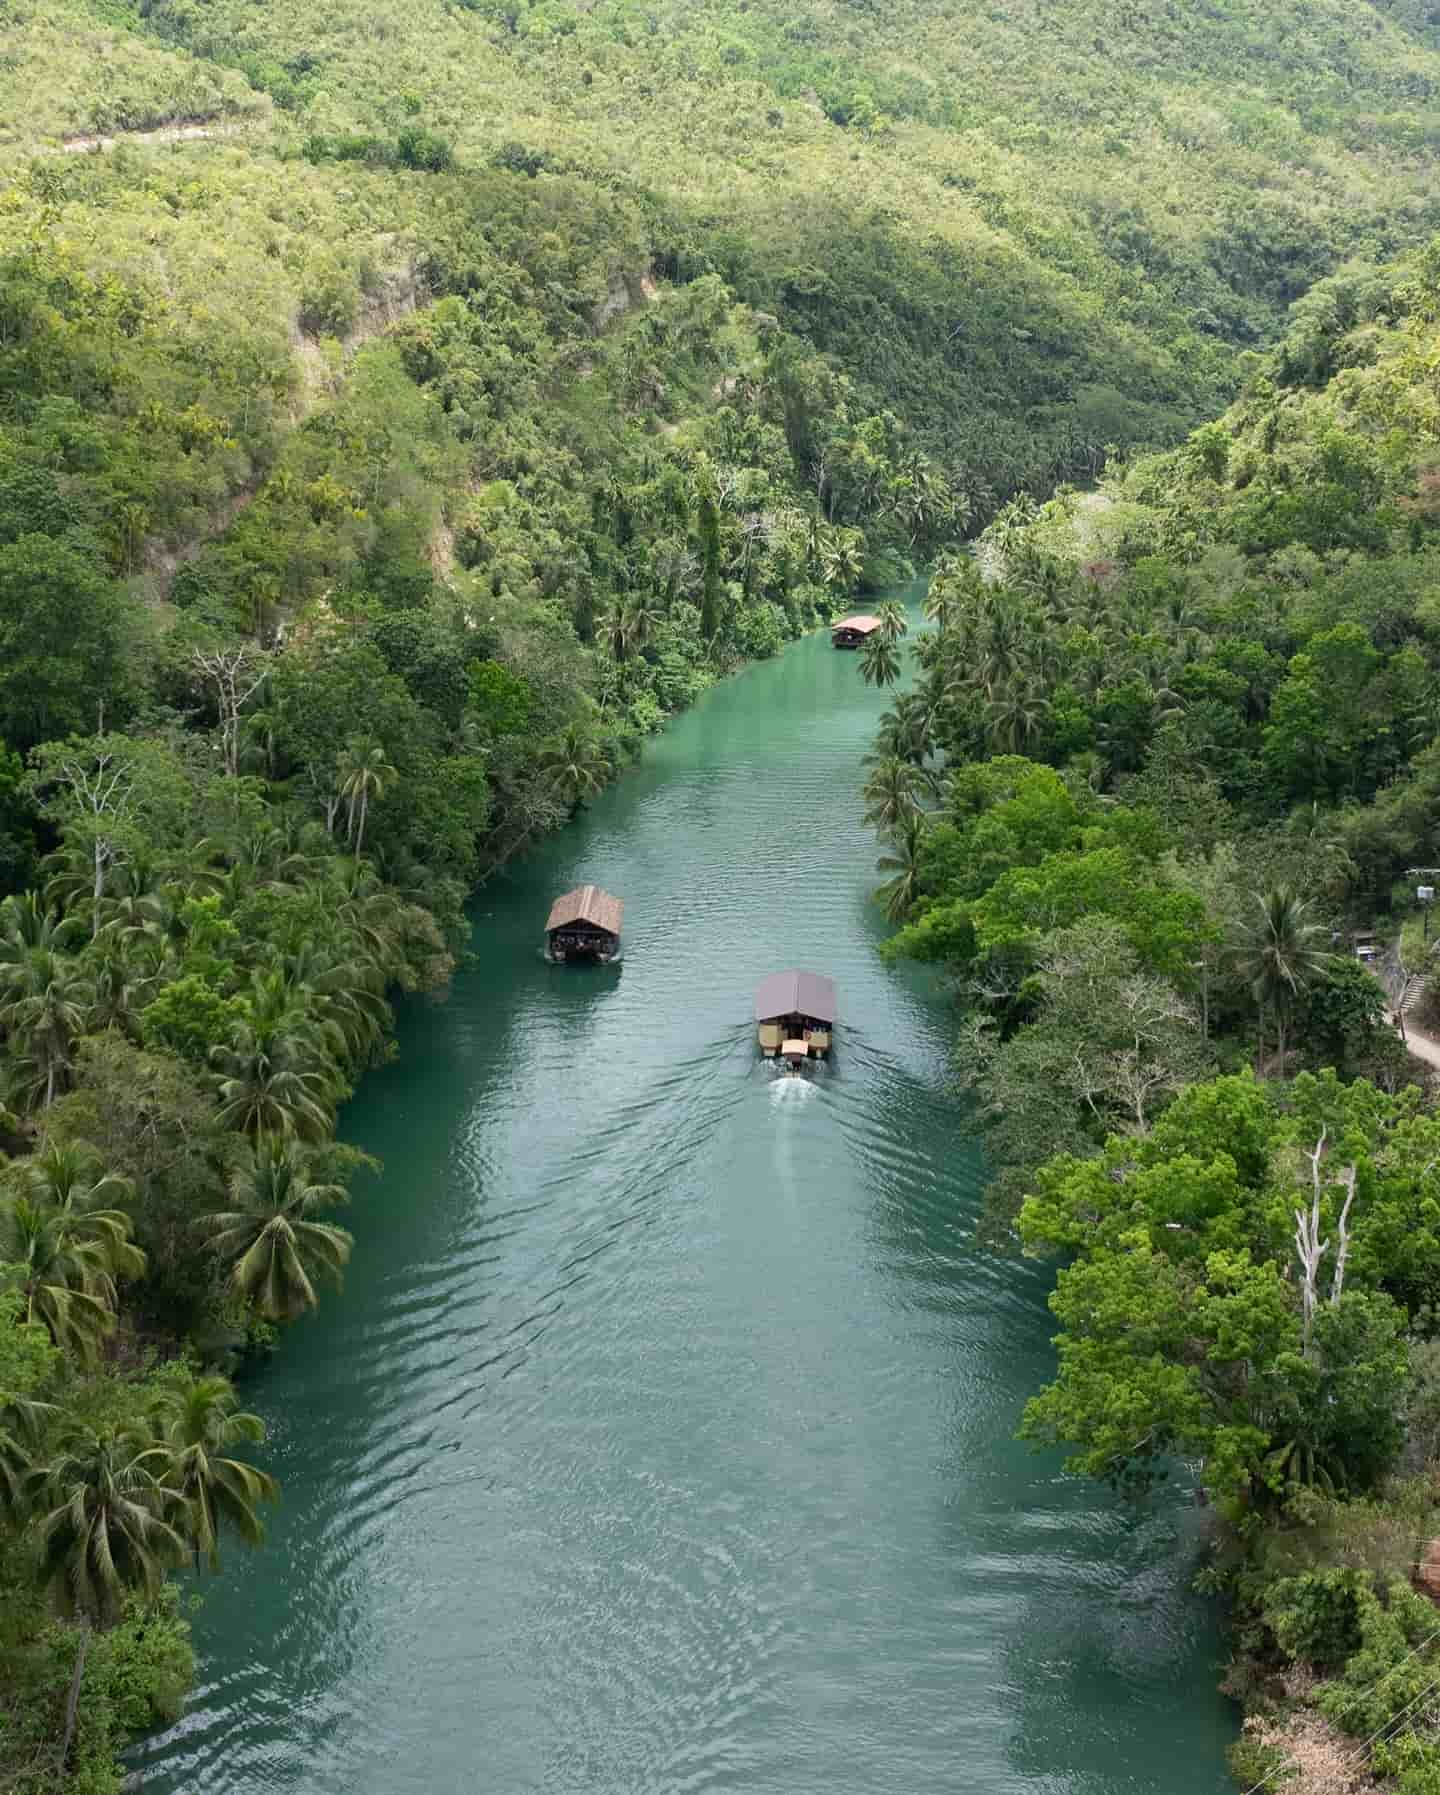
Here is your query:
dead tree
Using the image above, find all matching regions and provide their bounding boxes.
[1294,1125,1359,1357]
[191,646,269,779]
[44,744,138,938]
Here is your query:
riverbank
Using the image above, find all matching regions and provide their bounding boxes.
[130,599,1236,1795]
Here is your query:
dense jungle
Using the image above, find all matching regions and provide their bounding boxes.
[8,0,1440,1786]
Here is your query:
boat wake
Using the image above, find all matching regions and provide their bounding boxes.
[768,1070,819,1105]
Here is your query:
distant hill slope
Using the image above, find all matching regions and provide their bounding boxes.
[8,0,1440,493]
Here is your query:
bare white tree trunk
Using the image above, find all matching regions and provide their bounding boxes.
[191,647,269,779]
[1330,1164,1358,1308]
[1295,1125,1330,1358]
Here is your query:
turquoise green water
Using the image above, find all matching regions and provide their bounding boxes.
[135,596,1236,1793]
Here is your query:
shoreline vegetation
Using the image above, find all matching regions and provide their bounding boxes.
[11,0,1440,1783]
[865,240,1440,1792]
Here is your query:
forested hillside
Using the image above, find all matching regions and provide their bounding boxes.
[863,230,1440,1789]
[8,0,1440,1784]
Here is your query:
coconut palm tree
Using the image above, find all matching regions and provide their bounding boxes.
[624,592,664,657]
[1233,885,1334,1070]
[984,682,1052,754]
[923,566,971,638]
[0,949,94,1110]
[876,600,909,644]
[539,727,608,808]
[859,633,903,689]
[149,1374,278,1570]
[271,942,390,1072]
[599,597,631,664]
[207,990,333,1141]
[862,757,926,835]
[201,1136,353,1322]
[86,940,154,1039]
[819,526,865,595]
[870,695,934,768]
[33,1426,188,1625]
[0,1151,143,1349]
[18,1140,135,1224]
[33,1423,190,1767]
[0,1198,119,1359]
[875,811,928,924]
[95,883,170,948]
[0,1387,53,1520]
[335,735,397,858]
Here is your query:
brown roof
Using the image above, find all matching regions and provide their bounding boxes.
[831,615,882,636]
[546,885,623,936]
[754,970,837,1023]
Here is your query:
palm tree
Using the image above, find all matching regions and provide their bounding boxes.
[923,577,962,639]
[873,692,937,766]
[1233,885,1333,1070]
[539,727,608,808]
[272,942,390,1071]
[862,757,926,834]
[875,811,928,924]
[95,884,169,947]
[984,682,1052,753]
[86,940,154,1039]
[0,1149,144,1358]
[599,597,631,664]
[876,600,909,644]
[0,1198,118,1358]
[0,1387,53,1520]
[18,1139,135,1224]
[33,1427,188,1625]
[859,633,903,689]
[322,860,409,964]
[33,1424,190,1767]
[210,1001,336,1141]
[335,736,397,859]
[241,705,281,779]
[624,592,664,657]
[819,526,865,595]
[202,1136,353,1322]
[149,1374,278,1570]
[0,949,94,1110]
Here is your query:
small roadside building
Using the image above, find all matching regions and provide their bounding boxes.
[546,885,623,962]
[831,615,882,650]
[755,970,836,1059]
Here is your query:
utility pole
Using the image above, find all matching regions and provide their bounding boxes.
[1407,867,1440,945]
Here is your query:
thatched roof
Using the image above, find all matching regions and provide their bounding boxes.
[546,885,623,936]
[831,615,882,637]
[754,970,837,1023]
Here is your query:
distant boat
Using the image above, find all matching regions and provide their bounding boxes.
[755,970,836,1065]
[830,614,883,649]
[546,885,622,962]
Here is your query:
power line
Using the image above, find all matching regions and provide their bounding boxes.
[1237,1619,1440,1795]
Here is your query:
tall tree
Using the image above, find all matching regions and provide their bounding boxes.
[697,489,723,641]
[202,1136,353,1321]
[1234,885,1334,1070]
[335,735,397,859]
[149,1374,278,1570]
[862,756,925,834]
[875,811,928,922]
[859,633,902,689]
[33,1425,189,1768]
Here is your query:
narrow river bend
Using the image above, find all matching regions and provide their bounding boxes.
[137,593,1236,1794]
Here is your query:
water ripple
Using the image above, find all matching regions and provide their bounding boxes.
[133,605,1234,1795]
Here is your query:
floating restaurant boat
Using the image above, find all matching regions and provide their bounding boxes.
[545,885,623,962]
[755,970,836,1064]
[830,614,882,649]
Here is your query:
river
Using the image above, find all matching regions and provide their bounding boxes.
[134,590,1236,1794]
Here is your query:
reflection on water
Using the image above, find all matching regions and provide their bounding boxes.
[135,594,1235,1795]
